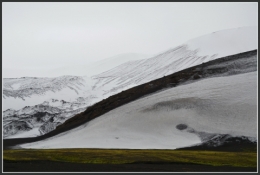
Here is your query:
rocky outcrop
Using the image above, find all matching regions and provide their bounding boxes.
[4,121,32,138]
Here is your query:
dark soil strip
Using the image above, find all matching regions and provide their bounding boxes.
[3,160,256,172]
[3,50,257,149]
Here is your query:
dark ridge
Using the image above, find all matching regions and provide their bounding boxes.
[3,50,257,149]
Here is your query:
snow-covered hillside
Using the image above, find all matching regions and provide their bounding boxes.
[3,26,257,139]
[20,71,257,149]
[92,26,257,97]
[3,76,96,110]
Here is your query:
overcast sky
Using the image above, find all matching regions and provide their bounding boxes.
[2,2,258,78]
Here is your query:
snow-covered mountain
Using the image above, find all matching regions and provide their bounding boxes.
[3,26,257,139]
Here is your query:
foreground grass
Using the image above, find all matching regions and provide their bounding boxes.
[3,149,257,168]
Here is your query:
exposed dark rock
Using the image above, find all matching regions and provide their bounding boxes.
[176,124,188,130]
[3,121,32,138]
[178,135,257,152]
[193,74,201,80]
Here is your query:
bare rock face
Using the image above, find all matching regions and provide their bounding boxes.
[4,121,32,138]
[3,100,88,138]
[39,121,62,135]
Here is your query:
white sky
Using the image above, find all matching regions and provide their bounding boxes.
[2,2,258,78]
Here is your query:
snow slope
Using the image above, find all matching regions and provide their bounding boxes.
[187,26,257,58]
[21,71,257,149]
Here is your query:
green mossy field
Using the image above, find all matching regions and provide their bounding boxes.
[3,148,257,168]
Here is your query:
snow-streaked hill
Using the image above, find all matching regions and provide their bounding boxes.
[92,26,257,97]
[3,26,257,139]
[20,71,257,149]
[3,76,96,110]
[3,53,151,111]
